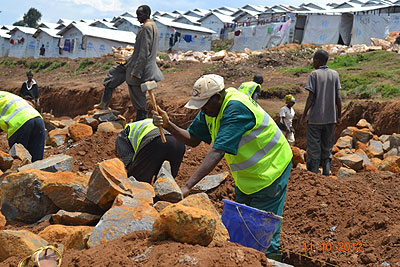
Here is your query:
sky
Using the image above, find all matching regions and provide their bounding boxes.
[0,0,334,26]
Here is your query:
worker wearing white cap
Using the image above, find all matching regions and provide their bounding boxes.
[153,74,292,259]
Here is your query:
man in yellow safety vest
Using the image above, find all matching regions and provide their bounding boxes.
[237,73,263,101]
[153,74,292,259]
[115,118,185,183]
[0,91,45,161]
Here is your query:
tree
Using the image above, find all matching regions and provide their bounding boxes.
[13,8,42,28]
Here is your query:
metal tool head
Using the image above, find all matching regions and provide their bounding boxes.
[140,81,158,93]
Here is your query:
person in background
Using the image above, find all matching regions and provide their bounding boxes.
[20,70,40,109]
[153,74,292,261]
[94,5,164,121]
[237,73,264,101]
[115,119,185,183]
[279,94,296,146]
[0,91,45,161]
[39,44,45,56]
[301,50,342,176]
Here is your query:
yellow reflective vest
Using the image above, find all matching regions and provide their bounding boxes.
[205,88,292,194]
[126,119,158,161]
[238,81,261,98]
[0,91,42,137]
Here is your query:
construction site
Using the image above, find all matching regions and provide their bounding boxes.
[0,37,400,267]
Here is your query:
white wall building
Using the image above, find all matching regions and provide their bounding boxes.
[0,29,11,57]
[33,28,61,58]
[8,26,37,58]
[199,12,234,40]
[114,16,141,34]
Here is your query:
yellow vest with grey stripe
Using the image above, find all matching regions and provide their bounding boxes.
[238,81,261,98]
[126,119,158,161]
[205,88,292,194]
[0,91,42,137]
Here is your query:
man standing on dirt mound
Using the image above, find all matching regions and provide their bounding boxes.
[94,5,164,121]
[153,74,293,260]
[301,50,342,176]
[0,91,45,161]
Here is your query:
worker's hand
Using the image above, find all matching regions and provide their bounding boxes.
[181,185,190,198]
[152,106,169,128]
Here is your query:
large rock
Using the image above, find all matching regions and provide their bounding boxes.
[87,158,152,210]
[0,170,58,223]
[379,135,391,143]
[52,210,100,226]
[370,158,382,168]
[38,225,93,250]
[335,136,353,149]
[191,172,228,193]
[211,50,227,61]
[153,162,182,202]
[112,185,155,208]
[152,203,216,246]
[9,143,32,162]
[79,116,99,130]
[93,109,119,122]
[367,140,384,159]
[19,154,73,173]
[338,154,364,171]
[353,128,373,144]
[356,119,374,132]
[97,121,123,133]
[88,202,158,247]
[48,128,68,147]
[0,230,48,262]
[354,149,373,167]
[389,133,400,149]
[333,148,352,159]
[0,151,13,171]
[382,141,390,152]
[179,193,229,246]
[377,156,400,173]
[340,126,357,137]
[384,147,398,159]
[291,147,305,167]
[0,211,5,230]
[153,201,172,212]
[68,123,93,142]
[41,172,97,212]
[355,141,367,152]
[337,167,356,180]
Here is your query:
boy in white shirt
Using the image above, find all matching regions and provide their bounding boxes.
[279,94,296,146]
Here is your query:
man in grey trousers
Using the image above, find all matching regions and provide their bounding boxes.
[94,5,164,121]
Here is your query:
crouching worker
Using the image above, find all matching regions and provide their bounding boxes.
[115,118,185,183]
[0,91,45,162]
[152,74,292,260]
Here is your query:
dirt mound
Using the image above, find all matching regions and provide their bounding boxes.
[281,168,400,267]
[0,231,271,267]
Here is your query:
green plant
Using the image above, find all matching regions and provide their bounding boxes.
[1,59,17,68]
[158,53,168,60]
[340,74,373,92]
[103,59,115,71]
[348,84,376,99]
[376,84,400,98]
[328,53,368,69]
[203,63,217,72]
[211,40,233,52]
[361,71,393,79]
[76,58,94,72]
[279,65,313,76]
[43,61,66,72]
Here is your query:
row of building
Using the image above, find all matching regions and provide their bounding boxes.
[1,1,400,58]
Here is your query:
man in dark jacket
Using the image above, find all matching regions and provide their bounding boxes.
[94,5,164,121]
[20,70,39,108]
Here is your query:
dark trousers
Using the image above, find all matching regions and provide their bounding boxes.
[102,64,147,119]
[116,133,185,184]
[306,123,335,175]
[235,161,292,255]
[8,117,45,162]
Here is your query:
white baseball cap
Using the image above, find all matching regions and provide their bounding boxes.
[184,74,225,109]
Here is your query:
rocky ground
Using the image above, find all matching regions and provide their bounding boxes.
[0,51,399,267]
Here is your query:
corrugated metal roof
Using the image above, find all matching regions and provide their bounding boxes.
[114,16,141,27]
[174,15,201,25]
[0,29,11,39]
[293,3,390,13]
[38,22,59,29]
[154,17,215,34]
[89,20,117,29]
[198,12,235,24]
[33,28,61,38]
[57,22,135,43]
[9,26,37,35]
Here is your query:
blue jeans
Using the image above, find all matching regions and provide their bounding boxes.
[235,161,292,255]
[8,116,45,162]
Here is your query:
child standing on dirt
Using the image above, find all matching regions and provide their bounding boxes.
[279,94,296,146]
[301,50,342,176]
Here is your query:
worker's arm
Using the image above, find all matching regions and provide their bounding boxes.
[131,26,152,79]
[336,92,342,123]
[181,148,225,196]
[301,91,314,124]
[153,108,201,147]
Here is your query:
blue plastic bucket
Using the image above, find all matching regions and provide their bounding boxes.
[221,199,282,253]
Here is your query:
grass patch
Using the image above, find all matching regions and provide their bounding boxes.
[76,58,94,72]
[328,53,368,69]
[211,40,233,52]
[0,59,17,68]
[376,84,400,98]
[43,61,66,72]
[203,63,217,72]
[26,61,53,72]
[340,73,373,92]
[103,59,115,71]
[162,67,184,73]
[279,65,313,76]
[360,71,393,79]
[158,53,168,60]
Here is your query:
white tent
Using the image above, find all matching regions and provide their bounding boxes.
[114,16,141,34]
[154,17,215,51]
[198,12,234,40]
[388,13,400,31]
[231,20,292,51]
[33,28,61,58]
[302,15,342,44]
[57,22,135,58]
[8,26,37,58]
[0,29,11,57]
[351,14,389,44]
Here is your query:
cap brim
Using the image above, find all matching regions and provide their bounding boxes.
[184,98,209,109]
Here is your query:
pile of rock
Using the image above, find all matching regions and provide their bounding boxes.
[0,156,228,262]
[333,119,400,178]
[45,108,126,148]
[110,45,135,64]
